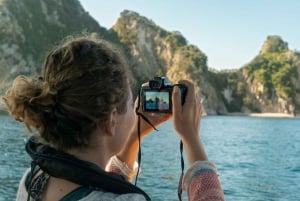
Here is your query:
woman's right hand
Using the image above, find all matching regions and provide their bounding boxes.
[172,80,208,164]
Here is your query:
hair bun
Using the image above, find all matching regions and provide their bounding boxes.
[2,75,56,130]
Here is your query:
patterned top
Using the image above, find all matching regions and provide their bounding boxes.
[16,156,225,201]
[182,161,225,201]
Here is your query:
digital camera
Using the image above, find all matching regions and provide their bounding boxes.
[141,77,187,113]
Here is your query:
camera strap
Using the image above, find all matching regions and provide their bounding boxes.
[178,140,184,201]
[134,89,158,186]
[135,88,185,201]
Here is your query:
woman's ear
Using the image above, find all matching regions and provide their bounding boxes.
[105,108,118,136]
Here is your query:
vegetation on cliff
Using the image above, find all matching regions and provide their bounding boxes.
[242,36,300,113]
[0,1,299,115]
[0,0,110,93]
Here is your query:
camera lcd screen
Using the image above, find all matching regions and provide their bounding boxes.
[143,91,171,112]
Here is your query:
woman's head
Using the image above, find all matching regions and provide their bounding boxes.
[2,37,131,150]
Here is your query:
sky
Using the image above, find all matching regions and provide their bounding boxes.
[79,0,300,70]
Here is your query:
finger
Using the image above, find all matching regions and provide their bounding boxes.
[133,97,144,116]
[134,97,139,109]
[141,82,149,87]
[195,97,202,131]
[172,85,181,116]
[179,80,195,105]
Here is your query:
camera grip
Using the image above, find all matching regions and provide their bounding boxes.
[177,84,187,105]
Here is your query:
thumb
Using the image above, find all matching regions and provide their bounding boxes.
[172,86,181,115]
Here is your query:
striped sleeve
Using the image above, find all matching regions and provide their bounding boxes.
[105,156,139,181]
[182,161,225,201]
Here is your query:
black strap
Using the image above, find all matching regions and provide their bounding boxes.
[26,161,39,201]
[135,112,142,186]
[26,165,50,201]
[134,88,158,186]
[25,138,151,201]
[177,140,184,201]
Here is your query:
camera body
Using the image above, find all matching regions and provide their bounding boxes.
[141,77,187,113]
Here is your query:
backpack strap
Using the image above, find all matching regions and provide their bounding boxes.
[25,137,151,201]
[25,165,50,201]
[25,163,40,192]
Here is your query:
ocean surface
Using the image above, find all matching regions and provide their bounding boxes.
[0,115,299,201]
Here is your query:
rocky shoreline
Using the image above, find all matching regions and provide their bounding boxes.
[225,112,299,118]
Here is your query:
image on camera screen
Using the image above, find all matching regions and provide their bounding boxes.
[144,91,170,112]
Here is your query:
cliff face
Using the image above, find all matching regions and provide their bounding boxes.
[0,0,108,93]
[0,1,299,115]
[240,36,300,114]
[113,10,226,114]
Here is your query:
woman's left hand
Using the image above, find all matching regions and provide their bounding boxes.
[131,98,171,138]
[116,98,171,174]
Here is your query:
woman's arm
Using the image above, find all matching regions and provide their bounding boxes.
[172,80,207,164]
[183,161,225,201]
[113,99,171,181]
[172,80,224,200]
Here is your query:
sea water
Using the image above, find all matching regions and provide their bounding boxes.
[0,115,299,201]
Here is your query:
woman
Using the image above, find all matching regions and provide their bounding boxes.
[2,37,225,200]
